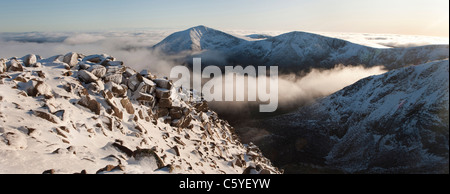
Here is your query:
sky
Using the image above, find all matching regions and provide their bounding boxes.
[0,0,448,37]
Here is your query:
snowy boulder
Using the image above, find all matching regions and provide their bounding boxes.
[77,94,101,115]
[127,74,143,91]
[104,73,123,85]
[132,149,165,169]
[0,59,6,73]
[7,59,23,72]
[88,65,107,78]
[18,80,52,97]
[134,92,155,107]
[78,70,99,83]
[135,77,156,94]
[153,78,173,90]
[63,52,79,68]
[23,54,37,67]
[105,82,127,97]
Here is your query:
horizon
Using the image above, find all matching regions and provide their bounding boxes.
[0,0,448,38]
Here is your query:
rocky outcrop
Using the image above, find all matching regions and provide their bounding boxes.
[0,53,280,174]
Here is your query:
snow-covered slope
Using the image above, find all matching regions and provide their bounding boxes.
[152,26,449,71]
[261,60,449,173]
[0,53,280,174]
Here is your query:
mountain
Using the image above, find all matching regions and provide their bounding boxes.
[152,26,449,72]
[0,53,280,174]
[250,60,449,173]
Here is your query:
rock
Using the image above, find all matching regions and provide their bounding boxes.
[33,110,58,124]
[104,73,123,85]
[24,54,37,67]
[157,164,175,173]
[105,82,127,97]
[36,71,45,78]
[242,166,257,174]
[78,62,91,70]
[88,65,107,78]
[195,101,209,112]
[259,169,271,174]
[43,169,55,174]
[0,59,6,73]
[174,136,186,146]
[157,108,169,118]
[63,52,78,67]
[153,78,172,90]
[171,146,180,156]
[33,62,42,68]
[105,98,123,119]
[158,98,172,108]
[111,142,133,157]
[77,95,101,115]
[132,149,165,169]
[8,59,23,72]
[96,164,125,174]
[134,92,155,107]
[120,98,135,114]
[78,70,98,83]
[179,115,192,128]
[135,77,156,94]
[107,61,123,66]
[155,87,171,99]
[169,107,183,119]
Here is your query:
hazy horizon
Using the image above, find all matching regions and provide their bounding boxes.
[0,0,448,37]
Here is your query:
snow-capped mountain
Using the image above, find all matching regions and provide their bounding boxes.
[258,60,449,173]
[0,53,280,174]
[152,26,449,71]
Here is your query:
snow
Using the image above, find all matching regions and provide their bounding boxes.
[0,53,279,174]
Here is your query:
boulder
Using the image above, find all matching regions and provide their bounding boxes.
[96,164,125,174]
[132,149,165,169]
[120,98,135,114]
[63,52,78,67]
[158,98,172,108]
[111,142,133,157]
[77,94,101,115]
[33,110,58,124]
[0,59,6,73]
[78,70,98,83]
[88,65,107,78]
[107,61,123,66]
[155,87,171,99]
[195,101,209,112]
[42,169,55,174]
[135,77,156,94]
[134,92,155,107]
[23,54,37,67]
[169,107,183,119]
[153,78,172,90]
[18,80,52,97]
[104,73,123,85]
[7,59,23,72]
[157,108,169,118]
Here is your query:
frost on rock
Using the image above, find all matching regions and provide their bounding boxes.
[0,53,280,174]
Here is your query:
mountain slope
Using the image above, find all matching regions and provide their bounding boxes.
[258,60,449,173]
[0,53,280,174]
[152,26,449,72]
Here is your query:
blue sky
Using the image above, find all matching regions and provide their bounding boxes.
[0,0,448,37]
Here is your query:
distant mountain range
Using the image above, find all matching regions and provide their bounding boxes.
[152,25,449,72]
